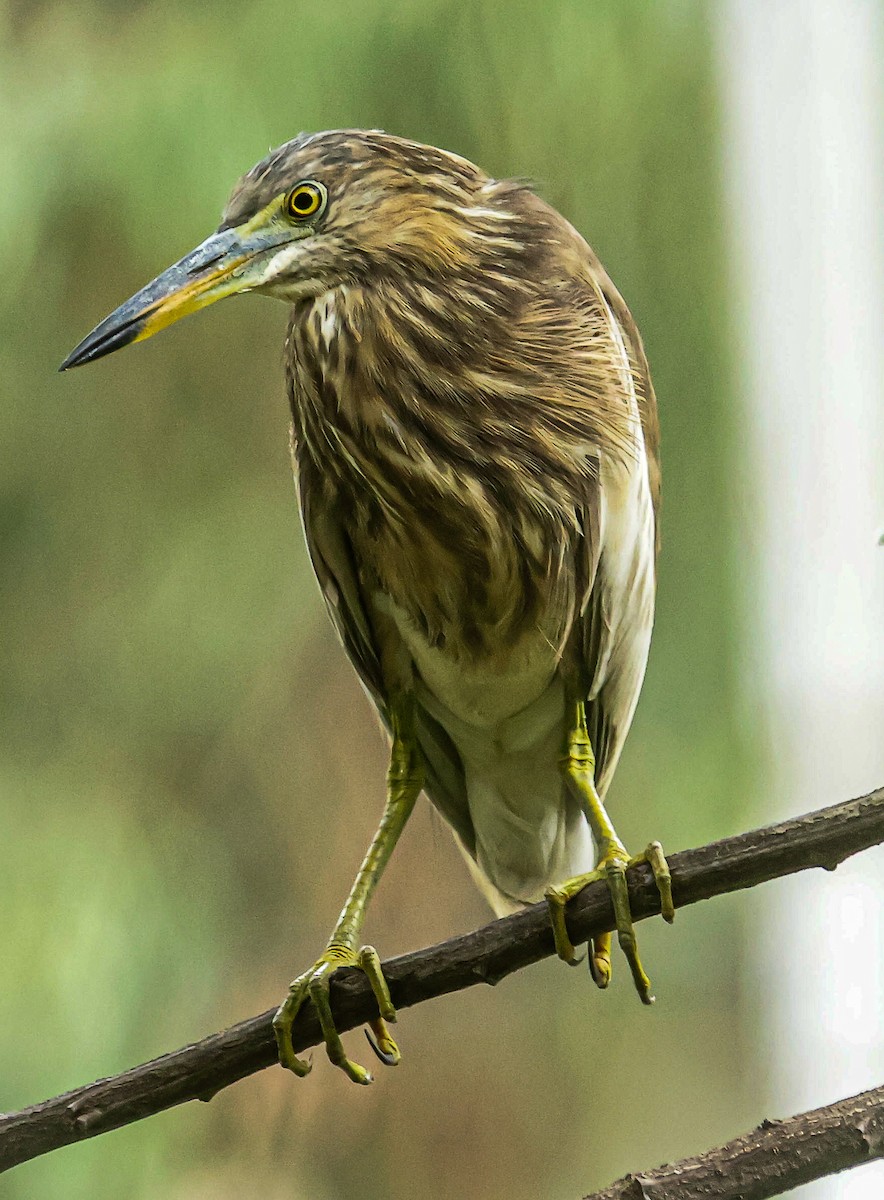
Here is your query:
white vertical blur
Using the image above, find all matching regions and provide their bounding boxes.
[716,3,884,1197]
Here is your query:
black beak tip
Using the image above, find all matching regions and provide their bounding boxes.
[58,321,143,373]
[58,339,98,372]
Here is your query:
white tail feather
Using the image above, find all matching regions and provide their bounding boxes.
[457,738,596,916]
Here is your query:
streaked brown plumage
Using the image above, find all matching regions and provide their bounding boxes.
[250,133,660,900]
[62,129,668,1084]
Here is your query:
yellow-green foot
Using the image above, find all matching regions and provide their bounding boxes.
[545,840,674,1004]
[272,942,398,1084]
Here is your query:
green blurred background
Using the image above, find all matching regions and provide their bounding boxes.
[1,2,758,1197]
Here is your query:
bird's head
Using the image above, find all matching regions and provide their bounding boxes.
[60,130,513,370]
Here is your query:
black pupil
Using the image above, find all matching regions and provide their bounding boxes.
[293,189,315,212]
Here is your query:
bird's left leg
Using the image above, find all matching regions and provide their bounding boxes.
[545,702,675,1003]
[273,694,424,1084]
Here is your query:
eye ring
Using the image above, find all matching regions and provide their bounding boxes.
[285,181,326,222]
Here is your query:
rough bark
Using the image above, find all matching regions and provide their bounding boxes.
[0,787,881,1178]
[584,1084,884,1200]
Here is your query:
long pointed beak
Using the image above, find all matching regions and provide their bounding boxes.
[59,223,290,371]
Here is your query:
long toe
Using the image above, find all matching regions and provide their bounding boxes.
[545,877,596,965]
[641,840,675,923]
[601,851,655,1004]
[273,976,314,1076]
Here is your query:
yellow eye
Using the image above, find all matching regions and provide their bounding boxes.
[285,181,326,221]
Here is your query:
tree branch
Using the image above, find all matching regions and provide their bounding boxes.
[584,1083,884,1200]
[1,787,882,1176]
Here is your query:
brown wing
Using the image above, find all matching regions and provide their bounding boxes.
[297,456,478,851]
[583,247,661,540]
[571,254,660,793]
[296,459,386,715]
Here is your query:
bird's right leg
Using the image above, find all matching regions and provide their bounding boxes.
[545,702,674,1002]
[272,694,424,1084]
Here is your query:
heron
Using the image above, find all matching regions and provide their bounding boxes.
[62,129,674,1085]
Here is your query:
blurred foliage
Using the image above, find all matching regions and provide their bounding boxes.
[1,2,755,1198]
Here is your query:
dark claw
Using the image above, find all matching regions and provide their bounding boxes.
[365,1027,399,1066]
[588,954,609,988]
